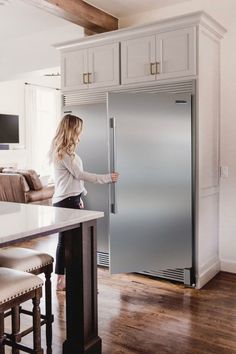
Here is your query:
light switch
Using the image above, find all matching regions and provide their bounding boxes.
[220,166,229,178]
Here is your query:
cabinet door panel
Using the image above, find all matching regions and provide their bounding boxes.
[156,27,196,80]
[88,43,119,89]
[108,92,192,274]
[61,49,88,91]
[121,35,156,84]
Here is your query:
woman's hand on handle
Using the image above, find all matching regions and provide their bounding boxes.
[111,172,119,182]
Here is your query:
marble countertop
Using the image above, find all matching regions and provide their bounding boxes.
[0,202,104,245]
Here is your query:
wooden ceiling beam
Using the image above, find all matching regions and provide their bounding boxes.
[84,28,97,36]
[21,0,118,33]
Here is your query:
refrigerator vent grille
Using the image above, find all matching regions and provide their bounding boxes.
[97,252,110,267]
[96,251,185,283]
[63,80,194,106]
[140,268,184,283]
[122,81,194,95]
[64,91,107,106]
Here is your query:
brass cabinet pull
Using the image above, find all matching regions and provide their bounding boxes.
[83,73,88,84]
[150,62,156,75]
[88,72,92,84]
[156,62,160,75]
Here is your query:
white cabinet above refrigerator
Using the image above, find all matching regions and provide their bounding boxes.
[121,27,196,84]
[61,43,120,92]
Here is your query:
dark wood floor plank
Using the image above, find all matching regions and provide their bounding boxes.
[5,235,236,354]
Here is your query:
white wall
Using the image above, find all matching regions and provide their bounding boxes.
[0,80,27,168]
[120,0,236,273]
[0,74,61,170]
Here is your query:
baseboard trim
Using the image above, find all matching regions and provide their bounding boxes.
[196,257,220,289]
[220,259,236,274]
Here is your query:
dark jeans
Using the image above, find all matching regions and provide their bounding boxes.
[53,194,81,275]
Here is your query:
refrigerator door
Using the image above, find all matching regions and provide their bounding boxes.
[65,103,110,254]
[108,92,192,274]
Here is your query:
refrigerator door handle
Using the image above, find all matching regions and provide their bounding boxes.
[110,117,118,214]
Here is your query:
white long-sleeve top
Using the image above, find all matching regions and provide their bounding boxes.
[52,153,112,204]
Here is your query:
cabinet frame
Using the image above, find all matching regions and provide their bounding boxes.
[61,43,120,92]
[121,27,196,85]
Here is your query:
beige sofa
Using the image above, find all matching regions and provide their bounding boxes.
[0,168,54,205]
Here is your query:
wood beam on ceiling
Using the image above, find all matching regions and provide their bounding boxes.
[21,0,118,33]
[84,28,97,36]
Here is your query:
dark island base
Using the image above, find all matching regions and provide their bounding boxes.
[63,337,102,354]
[64,220,101,354]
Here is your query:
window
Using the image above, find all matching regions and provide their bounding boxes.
[25,85,61,180]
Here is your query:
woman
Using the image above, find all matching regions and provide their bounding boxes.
[50,114,119,290]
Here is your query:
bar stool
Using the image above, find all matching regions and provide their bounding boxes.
[0,248,54,352]
[0,267,43,354]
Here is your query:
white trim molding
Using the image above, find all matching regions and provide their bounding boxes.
[220,259,236,274]
[55,11,226,51]
[196,256,220,289]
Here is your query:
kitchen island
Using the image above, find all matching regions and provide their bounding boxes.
[0,201,104,354]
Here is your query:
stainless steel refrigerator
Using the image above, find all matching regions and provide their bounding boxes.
[64,91,194,285]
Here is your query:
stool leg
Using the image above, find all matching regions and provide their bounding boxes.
[0,312,5,354]
[11,306,20,354]
[45,267,52,353]
[32,289,43,354]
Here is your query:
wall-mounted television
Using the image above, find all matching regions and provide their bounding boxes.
[0,114,19,144]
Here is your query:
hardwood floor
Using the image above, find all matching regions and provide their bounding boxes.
[4,235,236,354]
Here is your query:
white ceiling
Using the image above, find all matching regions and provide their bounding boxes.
[0,0,191,81]
[85,0,191,17]
[0,0,84,81]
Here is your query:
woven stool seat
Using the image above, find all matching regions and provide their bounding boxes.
[0,267,43,305]
[0,247,53,272]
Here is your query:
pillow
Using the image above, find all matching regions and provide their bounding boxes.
[18,169,43,191]
[2,168,43,191]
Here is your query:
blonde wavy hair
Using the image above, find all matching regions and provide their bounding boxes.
[50,114,83,161]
